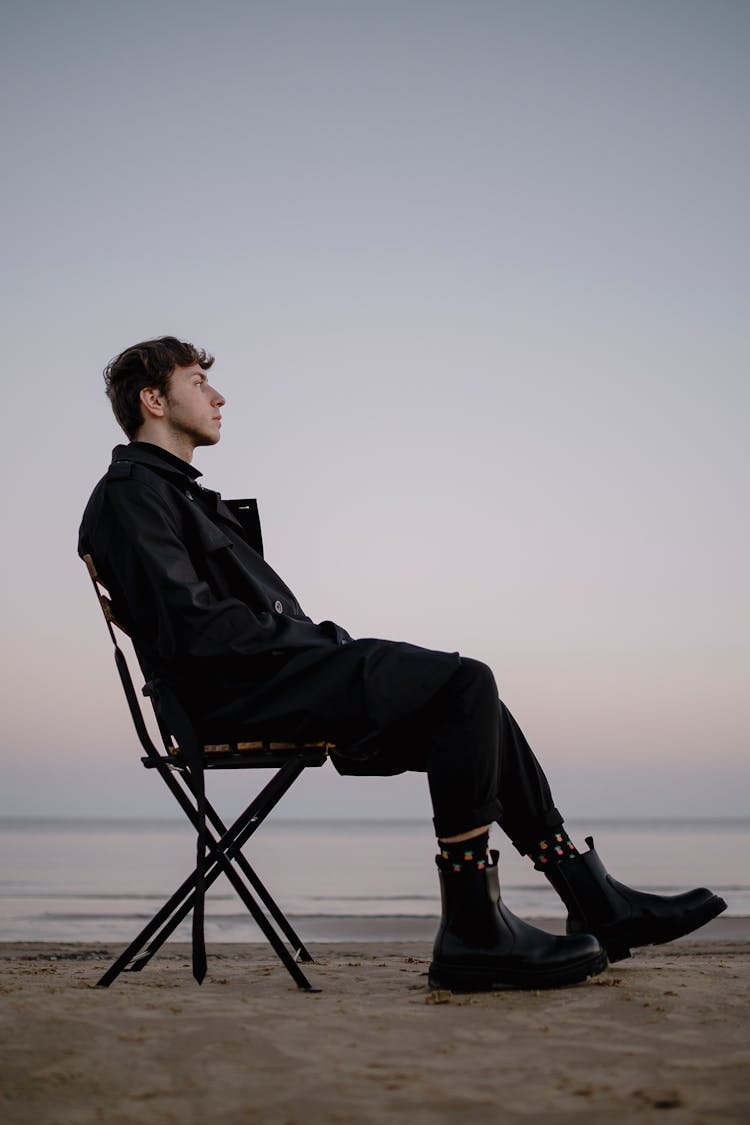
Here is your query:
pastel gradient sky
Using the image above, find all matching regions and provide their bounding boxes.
[1,0,747,821]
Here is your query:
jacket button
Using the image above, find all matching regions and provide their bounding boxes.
[274,600,284,613]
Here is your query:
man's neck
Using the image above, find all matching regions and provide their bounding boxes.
[132,425,195,464]
[121,442,203,481]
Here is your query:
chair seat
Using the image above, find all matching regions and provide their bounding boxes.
[193,739,335,755]
[146,739,333,771]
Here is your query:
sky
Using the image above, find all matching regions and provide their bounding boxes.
[1,0,747,823]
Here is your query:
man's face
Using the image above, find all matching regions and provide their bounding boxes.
[161,363,226,450]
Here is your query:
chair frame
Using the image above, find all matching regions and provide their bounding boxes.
[83,553,332,990]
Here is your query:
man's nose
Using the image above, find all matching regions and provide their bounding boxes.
[211,386,226,406]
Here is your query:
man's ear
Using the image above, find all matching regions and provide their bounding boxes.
[139,386,166,421]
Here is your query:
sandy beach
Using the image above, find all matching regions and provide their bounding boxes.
[1,927,748,1124]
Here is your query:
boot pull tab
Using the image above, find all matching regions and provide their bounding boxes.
[585,836,595,851]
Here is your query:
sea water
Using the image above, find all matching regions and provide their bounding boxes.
[1,817,747,943]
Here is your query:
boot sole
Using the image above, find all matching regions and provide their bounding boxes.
[427,948,608,992]
[596,894,728,963]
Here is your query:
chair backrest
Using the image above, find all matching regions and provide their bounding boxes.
[82,553,334,764]
[82,552,173,761]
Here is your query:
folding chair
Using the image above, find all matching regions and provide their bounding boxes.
[82,553,333,990]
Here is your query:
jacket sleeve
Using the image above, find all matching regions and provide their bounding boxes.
[101,475,338,667]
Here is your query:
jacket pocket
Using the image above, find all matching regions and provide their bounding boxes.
[191,508,234,553]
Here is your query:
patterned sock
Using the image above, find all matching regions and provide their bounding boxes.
[531,828,578,870]
[438,832,490,873]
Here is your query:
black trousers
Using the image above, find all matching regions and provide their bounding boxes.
[196,642,564,853]
[342,657,564,850]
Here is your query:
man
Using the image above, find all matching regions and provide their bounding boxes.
[79,336,726,991]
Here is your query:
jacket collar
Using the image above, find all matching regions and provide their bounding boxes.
[112,442,251,539]
[112,442,203,485]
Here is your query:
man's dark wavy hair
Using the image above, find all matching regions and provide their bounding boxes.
[104,336,215,439]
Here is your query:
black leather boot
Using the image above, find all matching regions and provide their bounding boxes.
[543,836,727,962]
[428,850,607,991]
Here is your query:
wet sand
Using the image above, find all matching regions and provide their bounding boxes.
[1,936,748,1124]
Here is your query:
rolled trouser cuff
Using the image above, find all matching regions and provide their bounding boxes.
[503,806,566,855]
[433,797,504,840]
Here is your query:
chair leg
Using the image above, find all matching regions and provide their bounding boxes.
[97,862,201,986]
[98,759,319,989]
[202,796,315,963]
[98,830,318,990]
[204,761,319,960]
[118,839,319,991]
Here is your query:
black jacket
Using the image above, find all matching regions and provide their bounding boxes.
[79,443,351,684]
[79,442,459,760]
